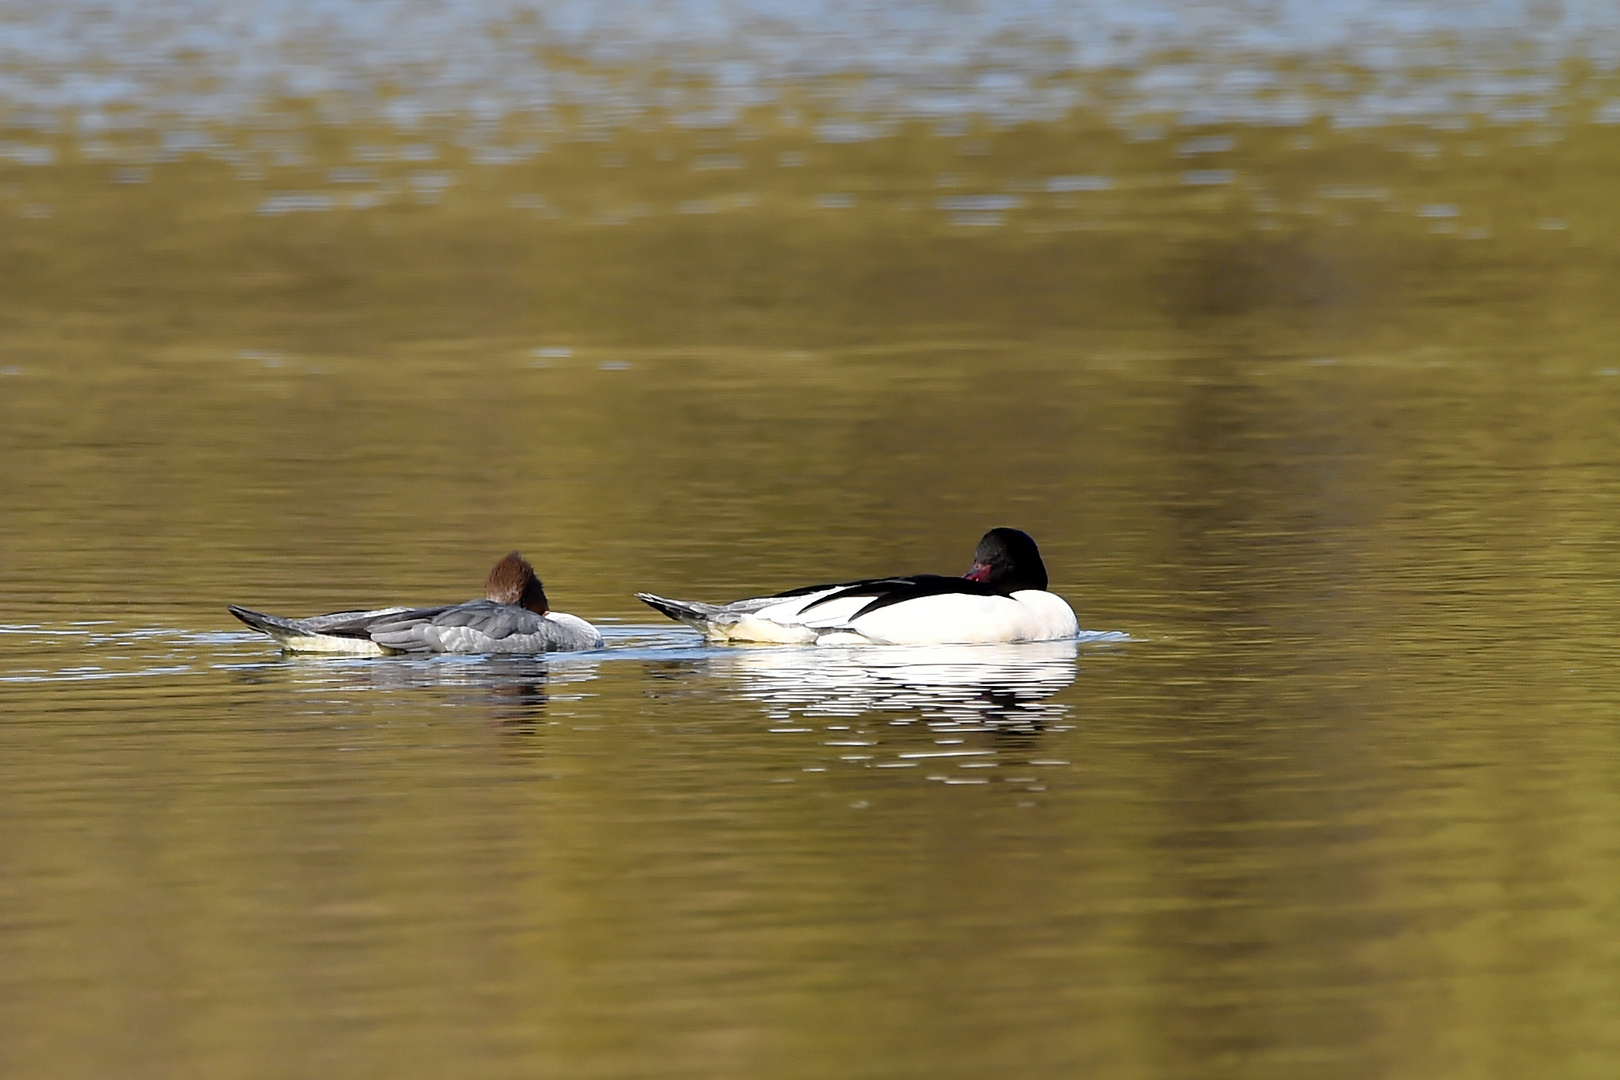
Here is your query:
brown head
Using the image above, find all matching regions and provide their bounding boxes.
[485,551,549,614]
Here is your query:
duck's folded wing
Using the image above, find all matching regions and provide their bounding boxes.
[797,574,1008,619]
[366,601,599,654]
[228,604,406,636]
[227,604,412,652]
[294,607,414,634]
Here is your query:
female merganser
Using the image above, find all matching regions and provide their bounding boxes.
[636,528,1079,645]
[229,552,603,655]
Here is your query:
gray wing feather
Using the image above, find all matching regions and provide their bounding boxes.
[294,607,412,634]
[367,600,600,654]
[228,604,410,639]
[635,592,784,628]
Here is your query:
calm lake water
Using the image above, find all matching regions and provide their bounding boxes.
[4,3,1620,1078]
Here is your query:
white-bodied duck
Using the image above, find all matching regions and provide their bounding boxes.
[229,552,603,655]
[637,528,1079,645]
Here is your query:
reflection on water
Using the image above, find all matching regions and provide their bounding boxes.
[217,629,1104,733]
[252,653,605,730]
[255,651,602,692]
[695,638,1098,727]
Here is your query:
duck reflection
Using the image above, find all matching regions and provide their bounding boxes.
[236,653,602,729]
[691,640,1079,729]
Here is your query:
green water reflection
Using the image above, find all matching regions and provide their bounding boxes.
[3,79,1620,1080]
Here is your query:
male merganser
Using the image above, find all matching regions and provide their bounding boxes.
[636,528,1079,645]
[228,552,603,654]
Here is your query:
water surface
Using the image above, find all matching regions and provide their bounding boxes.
[4,3,1620,1078]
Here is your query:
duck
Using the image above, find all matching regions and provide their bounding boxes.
[228,552,603,655]
[636,527,1079,645]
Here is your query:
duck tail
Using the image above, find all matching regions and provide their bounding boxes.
[634,592,726,628]
[227,604,305,639]
[228,603,395,655]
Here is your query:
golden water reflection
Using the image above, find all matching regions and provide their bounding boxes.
[4,16,1620,1078]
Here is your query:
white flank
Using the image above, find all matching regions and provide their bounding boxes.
[723,616,819,644]
[838,590,1079,645]
[273,631,395,656]
[681,587,1079,645]
[544,610,606,648]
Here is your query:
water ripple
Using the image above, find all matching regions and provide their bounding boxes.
[0,2,1613,135]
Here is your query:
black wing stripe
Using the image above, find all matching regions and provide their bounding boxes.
[766,576,889,601]
[811,575,1012,619]
[797,575,936,612]
[852,581,1012,619]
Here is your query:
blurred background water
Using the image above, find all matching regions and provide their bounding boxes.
[4,2,1620,1078]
